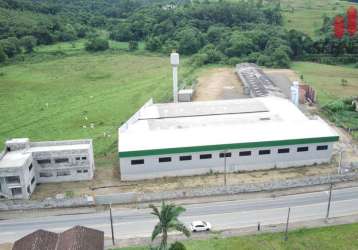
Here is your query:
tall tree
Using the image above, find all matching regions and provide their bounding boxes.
[150,201,190,250]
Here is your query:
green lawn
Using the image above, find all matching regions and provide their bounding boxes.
[291,62,358,105]
[115,223,358,250]
[0,50,181,159]
[36,40,145,55]
[281,0,358,37]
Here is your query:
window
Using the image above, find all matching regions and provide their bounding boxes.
[259,149,271,155]
[278,148,290,154]
[55,158,69,164]
[11,188,22,196]
[180,155,192,161]
[131,159,144,165]
[81,157,87,160]
[57,171,71,176]
[76,157,81,161]
[37,159,51,164]
[83,170,88,173]
[77,170,83,173]
[6,176,20,184]
[219,152,232,158]
[239,151,251,156]
[317,145,328,151]
[40,172,53,178]
[159,157,172,163]
[200,154,212,159]
[297,146,309,152]
[28,164,33,171]
[31,176,35,185]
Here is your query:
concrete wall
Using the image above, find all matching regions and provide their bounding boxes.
[120,143,334,180]
[0,155,34,199]
[96,172,358,205]
[33,148,94,183]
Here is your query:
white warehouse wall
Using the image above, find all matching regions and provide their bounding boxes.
[119,142,334,181]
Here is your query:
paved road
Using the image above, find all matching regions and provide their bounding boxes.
[1,187,358,243]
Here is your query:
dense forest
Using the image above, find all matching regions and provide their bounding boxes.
[0,0,357,68]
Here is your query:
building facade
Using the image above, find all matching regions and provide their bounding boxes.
[0,138,95,199]
[118,97,339,181]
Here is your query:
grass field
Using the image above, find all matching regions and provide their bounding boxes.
[291,62,358,105]
[0,49,180,159]
[115,223,358,250]
[281,0,358,37]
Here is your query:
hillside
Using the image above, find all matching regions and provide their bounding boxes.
[281,0,358,37]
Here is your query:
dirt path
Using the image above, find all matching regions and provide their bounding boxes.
[193,68,247,101]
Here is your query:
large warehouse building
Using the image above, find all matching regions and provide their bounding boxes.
[118,97,339,181]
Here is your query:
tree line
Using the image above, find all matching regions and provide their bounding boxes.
[0,0,357,68]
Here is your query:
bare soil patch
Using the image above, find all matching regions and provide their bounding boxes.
[31,163,337,200]
[193,67,247,101]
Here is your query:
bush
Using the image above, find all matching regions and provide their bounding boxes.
[20,36,37,53]
[146,36,162,52]
[227,57,243,66]
[128,41,139,51]
[0,45,7,63]
[169,241,186,250]
[257,54,272,67]
[191,53,209,67]
[199,44,224,64]
[85,38,109,52]
[271,47,290,68]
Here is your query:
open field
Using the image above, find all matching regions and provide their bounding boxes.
[115,222,358,250]
[291,62,358,105]
[280,0,358,37]
[0,50,178,158]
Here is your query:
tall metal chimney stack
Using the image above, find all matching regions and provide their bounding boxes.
[170,52,179,103]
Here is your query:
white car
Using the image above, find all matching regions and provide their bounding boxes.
[190,221,212,232]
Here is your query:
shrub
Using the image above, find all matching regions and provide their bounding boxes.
[128,41,139,51]
[169,241,186,250]
[146,36,162,51]
[191,53,209,67]
[20,36,37,53]
[0,45,7,63]
[257,54,272,67]
[85,38,109,52]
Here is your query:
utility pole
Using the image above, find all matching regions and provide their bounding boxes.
[326,183,333,220]
[109,204,115,246]
[284,207,291,241]
[223,150,227,186]
[338,151,343,174]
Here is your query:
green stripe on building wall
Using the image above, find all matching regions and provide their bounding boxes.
[118,136,339,158]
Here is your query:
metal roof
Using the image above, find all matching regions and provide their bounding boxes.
[118,97,339,156]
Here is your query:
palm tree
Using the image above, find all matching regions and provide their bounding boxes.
[150,201,191,250]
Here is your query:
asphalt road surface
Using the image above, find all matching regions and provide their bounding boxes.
[1,187,358,243]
